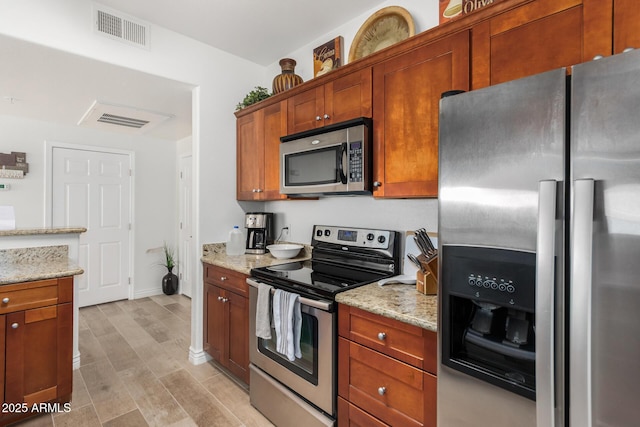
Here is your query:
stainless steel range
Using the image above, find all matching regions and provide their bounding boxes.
[247,225,401,427]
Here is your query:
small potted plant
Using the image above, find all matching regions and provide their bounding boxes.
[160,242,178,295]
[236,86,272,111]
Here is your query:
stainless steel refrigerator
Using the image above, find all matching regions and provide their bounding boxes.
[437,49,640,426]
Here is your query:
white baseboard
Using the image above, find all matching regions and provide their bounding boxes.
[133,287,164,299]
[189,347,211,366]
[73,351,81,370]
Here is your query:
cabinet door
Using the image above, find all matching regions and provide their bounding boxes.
[0,314,4,404]
[236,110,264,200]
[226,290,249,384]
[287,86,324,133]
[204,283,225,363]
[338,397,390,427]
[339,338,437,427]
[614,0,640,54]
[262,100,287,200]
[372,30,470,198]
[472,0,612,88]
[5,303,73,405]
[324,68,372,125]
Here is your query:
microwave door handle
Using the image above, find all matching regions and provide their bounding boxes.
[338,143,348,184]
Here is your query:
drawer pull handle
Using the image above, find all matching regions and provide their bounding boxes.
[11,323,19,329]
[377,332,386,341]
[220,276,228,281]
[378,387,386,396]
[2,297,9,304]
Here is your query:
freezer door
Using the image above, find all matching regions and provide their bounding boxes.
[438,68,567,427]
[570,48,640,427]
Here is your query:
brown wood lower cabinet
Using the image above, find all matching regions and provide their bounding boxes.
[0,277,74,426]
[338,304,437,427]
[203,263,249,384]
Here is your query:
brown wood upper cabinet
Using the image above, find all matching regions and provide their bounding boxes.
[472,0,613,88]
[287,68,372,134]
[236,100,287,201]
[614,0,640,54]
[372,30,470,198]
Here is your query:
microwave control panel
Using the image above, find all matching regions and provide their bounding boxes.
[349,141,363,182]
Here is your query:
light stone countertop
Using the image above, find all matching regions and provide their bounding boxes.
[202,242,438,332]
[201,242,312,275]
[0,227,87,237]
[0,245,84,285]
[336,282,438,332]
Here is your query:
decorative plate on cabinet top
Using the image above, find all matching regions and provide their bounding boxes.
[348,6,415,63]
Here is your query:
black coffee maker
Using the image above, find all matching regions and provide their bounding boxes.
[245,212,273,254]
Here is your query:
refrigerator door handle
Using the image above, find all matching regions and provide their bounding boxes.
[536,180,558,427]
[570,179,595,427]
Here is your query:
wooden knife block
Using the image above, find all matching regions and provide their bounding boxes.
[416,254,438,295]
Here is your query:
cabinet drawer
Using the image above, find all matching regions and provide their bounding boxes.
[338,305,436,373]
[339,338,436,427]
[338,396,389,427]
[203,264,248,296]
[0,279,61,314]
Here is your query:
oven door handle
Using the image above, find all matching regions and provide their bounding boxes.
[247,278,334,312]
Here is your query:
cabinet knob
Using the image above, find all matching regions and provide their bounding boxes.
[222,298,229,303]
[377,332,386,341]
[373,181,382,187]
[217,296,223,301]
[2,297,9,304]
[315,116,322,121]
[11,323,18,329]
[323,114,330,120]
[220,276,227,281]
[378,387,386,396]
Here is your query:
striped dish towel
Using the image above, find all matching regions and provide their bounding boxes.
[273,289,302,361]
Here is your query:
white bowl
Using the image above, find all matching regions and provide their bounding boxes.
[267,244,304,259]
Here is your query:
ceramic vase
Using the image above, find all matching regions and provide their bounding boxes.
[272,58,304,94]
[162,267,179,295]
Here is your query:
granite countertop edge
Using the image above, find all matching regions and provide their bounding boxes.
[0,227,87,237]
[0,264,84,285]
[336,282,438,333]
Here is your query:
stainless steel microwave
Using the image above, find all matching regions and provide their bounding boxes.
[280,117,372,197]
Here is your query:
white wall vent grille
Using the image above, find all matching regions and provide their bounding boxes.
[94,4,149,49]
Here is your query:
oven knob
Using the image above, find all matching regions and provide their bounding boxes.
[367,233,374,241]
[316,229,323,237]
[324,229,331,237]
[377,235,386,244]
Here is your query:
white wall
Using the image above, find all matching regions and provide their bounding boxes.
[0,115,178,298]
[264,0,441,240]
[0,0,265,364]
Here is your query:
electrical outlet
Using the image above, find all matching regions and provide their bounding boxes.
[283,224,291,240]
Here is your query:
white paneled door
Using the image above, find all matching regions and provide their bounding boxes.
[178,154,193,298]
[52,147,131,307]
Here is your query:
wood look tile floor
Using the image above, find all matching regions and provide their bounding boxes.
[12,294,274,427]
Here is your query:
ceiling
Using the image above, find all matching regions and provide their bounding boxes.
[0,1,386,141]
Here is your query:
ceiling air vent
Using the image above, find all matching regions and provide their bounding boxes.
[94,4,149,49]
[78,101,172,135]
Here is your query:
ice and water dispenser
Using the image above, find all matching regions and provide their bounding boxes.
[441,245,537,400]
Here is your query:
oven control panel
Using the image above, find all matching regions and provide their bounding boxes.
[312,225,393,249]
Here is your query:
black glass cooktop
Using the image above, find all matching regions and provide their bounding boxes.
[250,261,392,300]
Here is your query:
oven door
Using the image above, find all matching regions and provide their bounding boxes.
[247,279,335,416]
